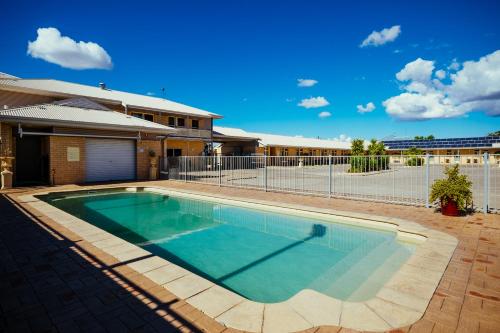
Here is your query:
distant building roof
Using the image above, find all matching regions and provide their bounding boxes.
[0,103,175,134]
[213,126,351,150]
[0,78,222,119]
[383,136,500,150]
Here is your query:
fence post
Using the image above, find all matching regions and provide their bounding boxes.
[218,156,222,187]
[328,155,332,198]
[184,156,187,182]
[425,153,430,208]
[484,152,489,214]
[264,155,268,192]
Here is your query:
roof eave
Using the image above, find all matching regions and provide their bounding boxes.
[0,116,176,135]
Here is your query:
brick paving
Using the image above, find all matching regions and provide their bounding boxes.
[1,180,500,333]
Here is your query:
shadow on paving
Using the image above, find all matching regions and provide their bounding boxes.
[0,194,204,333]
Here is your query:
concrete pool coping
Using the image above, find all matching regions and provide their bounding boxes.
[19,185,458,333]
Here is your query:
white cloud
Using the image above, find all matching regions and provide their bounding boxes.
[357,102,376,113]
[448,58,460,71]
[360,25,401,47]
[333,134,352,143]
[435,69,446,80]
[318,111,331,118]
[298,96,330,108]
[383,50,500,120]
[285,97,295,102]
[27,27,113,70]
[396,58,435,84]
[297,79,318,87]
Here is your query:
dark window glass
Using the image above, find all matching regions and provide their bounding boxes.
[177,118,185,127]
[192,119,199,129]
[144,114,154,122]
[168,117,175,126]
[131,112,143,119]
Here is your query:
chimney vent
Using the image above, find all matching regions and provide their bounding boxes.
[99,82,106,90]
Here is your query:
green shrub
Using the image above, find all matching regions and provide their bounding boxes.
[429,164,472,211]
[406,156,424,166]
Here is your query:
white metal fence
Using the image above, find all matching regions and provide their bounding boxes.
[164,154,500,213]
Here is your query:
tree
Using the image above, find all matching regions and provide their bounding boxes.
[488,131,500,137]
[367,139,386,156]
[350,139,389,173]
[351,139,365,156]
[414,135,434,140]
[405,147,424,166]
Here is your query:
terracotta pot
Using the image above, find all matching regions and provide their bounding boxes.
[441,199,459,216]
[149,156,157,167]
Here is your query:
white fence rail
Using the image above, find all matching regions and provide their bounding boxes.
[164,154,500,213]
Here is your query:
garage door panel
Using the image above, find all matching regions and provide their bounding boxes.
[86,139,135,182]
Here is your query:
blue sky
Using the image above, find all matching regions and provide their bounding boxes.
[1,0,499,140]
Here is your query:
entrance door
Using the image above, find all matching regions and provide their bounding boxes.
[85,139,136,182]
[15,135,49,185]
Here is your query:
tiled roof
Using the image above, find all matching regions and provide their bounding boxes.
[0,78,222,119]
[0,103,175,134]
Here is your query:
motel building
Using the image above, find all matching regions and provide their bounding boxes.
[0,73,221,186]
[213,126,351,158]
[383,137,500,166]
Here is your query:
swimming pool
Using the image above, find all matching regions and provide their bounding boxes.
[41,188,416,303]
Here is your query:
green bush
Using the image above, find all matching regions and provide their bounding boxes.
[429,164,472,211]
[349,155,390,173]
[406,156,424,166]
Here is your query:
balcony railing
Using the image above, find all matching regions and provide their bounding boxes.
[169,128,212,139]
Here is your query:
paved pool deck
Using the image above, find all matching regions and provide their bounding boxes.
[1,180,500,333]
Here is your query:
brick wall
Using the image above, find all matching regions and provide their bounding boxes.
[49,136,86,185]
[0,122,13,156]
[165,140,205,156]
[136,140,162,180]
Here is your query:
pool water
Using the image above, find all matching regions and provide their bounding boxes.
[43,190,416,303]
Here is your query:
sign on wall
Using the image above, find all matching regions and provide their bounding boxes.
[67,147,80,162]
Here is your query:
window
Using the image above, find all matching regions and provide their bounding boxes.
[467,159,471,164]
[191,119,199,129]
[131,112,154,122]
[168,117,175,127]
[167,149,182,157]
[177,118,185,127]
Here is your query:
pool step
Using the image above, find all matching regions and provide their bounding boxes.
[346,245,414,301]
[312,240,407,299]
[307,238,392,293]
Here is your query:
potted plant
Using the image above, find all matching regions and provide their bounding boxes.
[1,147,14,189]
[429,164,472,216]
[148,149,158,180]
[148,149,157,167]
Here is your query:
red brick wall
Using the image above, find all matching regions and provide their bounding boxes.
[49,136,86,185]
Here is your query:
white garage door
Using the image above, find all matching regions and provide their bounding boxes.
[85,139,136,182]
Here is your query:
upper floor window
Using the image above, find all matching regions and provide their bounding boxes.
[168,117,175,127]
[192,119,199,129]
[177,118,185,127]
[131,112,154,122]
